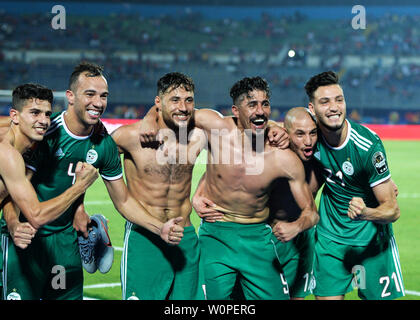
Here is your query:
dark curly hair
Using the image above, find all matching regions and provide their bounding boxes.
[230,76,271,105]
[12,83,53,111]
[304,71,339,102]
[157,72,195,96]
[68,61,104,91]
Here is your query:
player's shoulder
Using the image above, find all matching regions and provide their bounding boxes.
[0,139,23,168]
[348,119,382,153]
[271,146,303,172]
[112,120,140,138]
[111,120,141,147]
[44,111,65,137]
[270,145,297,158]
[349,120,381,143]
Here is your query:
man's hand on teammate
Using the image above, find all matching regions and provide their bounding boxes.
[74,162,99,192]
[139,105,163,146]
[267,125,289,149]
[192,194,224,222]
[9,221,37,249]
[347,197,367,220]
[160,216,184,245]
[273,221,300,243]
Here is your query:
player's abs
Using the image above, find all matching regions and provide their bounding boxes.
[206,189,270,224]
[127,176,193,226]
[215,204,269,224]
[138,198,193,227]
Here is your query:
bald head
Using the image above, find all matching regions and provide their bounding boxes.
[285,107,318,162]
[284,107,316,132]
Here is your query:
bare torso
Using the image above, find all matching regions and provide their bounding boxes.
[114,122,206,227]
[203,124,296,224]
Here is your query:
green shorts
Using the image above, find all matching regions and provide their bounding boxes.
[313,230,405,300]
[2,226,83,300]
[121,223,205,300]
[199,221,289,300]
[275,227,315,298]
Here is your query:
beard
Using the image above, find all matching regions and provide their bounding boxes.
[321,119,345,132]
[162,110,196,138]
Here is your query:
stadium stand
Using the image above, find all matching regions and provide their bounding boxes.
[0,1,419,123]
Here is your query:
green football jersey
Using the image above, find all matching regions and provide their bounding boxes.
[313,119,392,246]
[24,111,123,236]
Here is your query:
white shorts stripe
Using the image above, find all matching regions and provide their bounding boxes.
[2,234,8,300]
[390,236,405,296]
[121,221,132,300]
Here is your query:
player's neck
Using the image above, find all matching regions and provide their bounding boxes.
[63,109,93,137]
[320,119,348,147]
[9,125,34,154]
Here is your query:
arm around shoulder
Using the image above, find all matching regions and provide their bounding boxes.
[274,149,319,237]
[194,108,233,131]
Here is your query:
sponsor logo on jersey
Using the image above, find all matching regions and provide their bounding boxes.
[86,149,98,164]
[55,147,65,158]
[342,161,354,176]
[372,151,388,174]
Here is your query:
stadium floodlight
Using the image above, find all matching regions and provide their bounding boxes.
[288,49,296,58]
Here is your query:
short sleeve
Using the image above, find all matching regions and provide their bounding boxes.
[365,139,391,188]
[99,136,123,181]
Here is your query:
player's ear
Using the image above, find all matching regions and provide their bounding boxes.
[66,89,75,105]
[231,104,239,118]
[154,96,161,108]
[308,101,315,114]
[9,108,19,125]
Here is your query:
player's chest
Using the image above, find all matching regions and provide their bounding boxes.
[212,160,272,195]
[137,138,202,166]
[47,138,102,169]
[132,146,196,183]
[315,146,365,189]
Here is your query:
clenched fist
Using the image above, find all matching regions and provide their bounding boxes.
[348,197,366,220]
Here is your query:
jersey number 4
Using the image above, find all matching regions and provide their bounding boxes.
[67,163,77,185]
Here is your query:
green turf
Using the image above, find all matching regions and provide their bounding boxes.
[82,140,420,300]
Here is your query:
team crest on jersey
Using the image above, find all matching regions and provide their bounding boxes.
[342,161,354,176]
[86,149,98,164]
[7,290,21,300]
[372,151,388,174]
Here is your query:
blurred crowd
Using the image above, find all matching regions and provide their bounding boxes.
[0,8,419,123]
